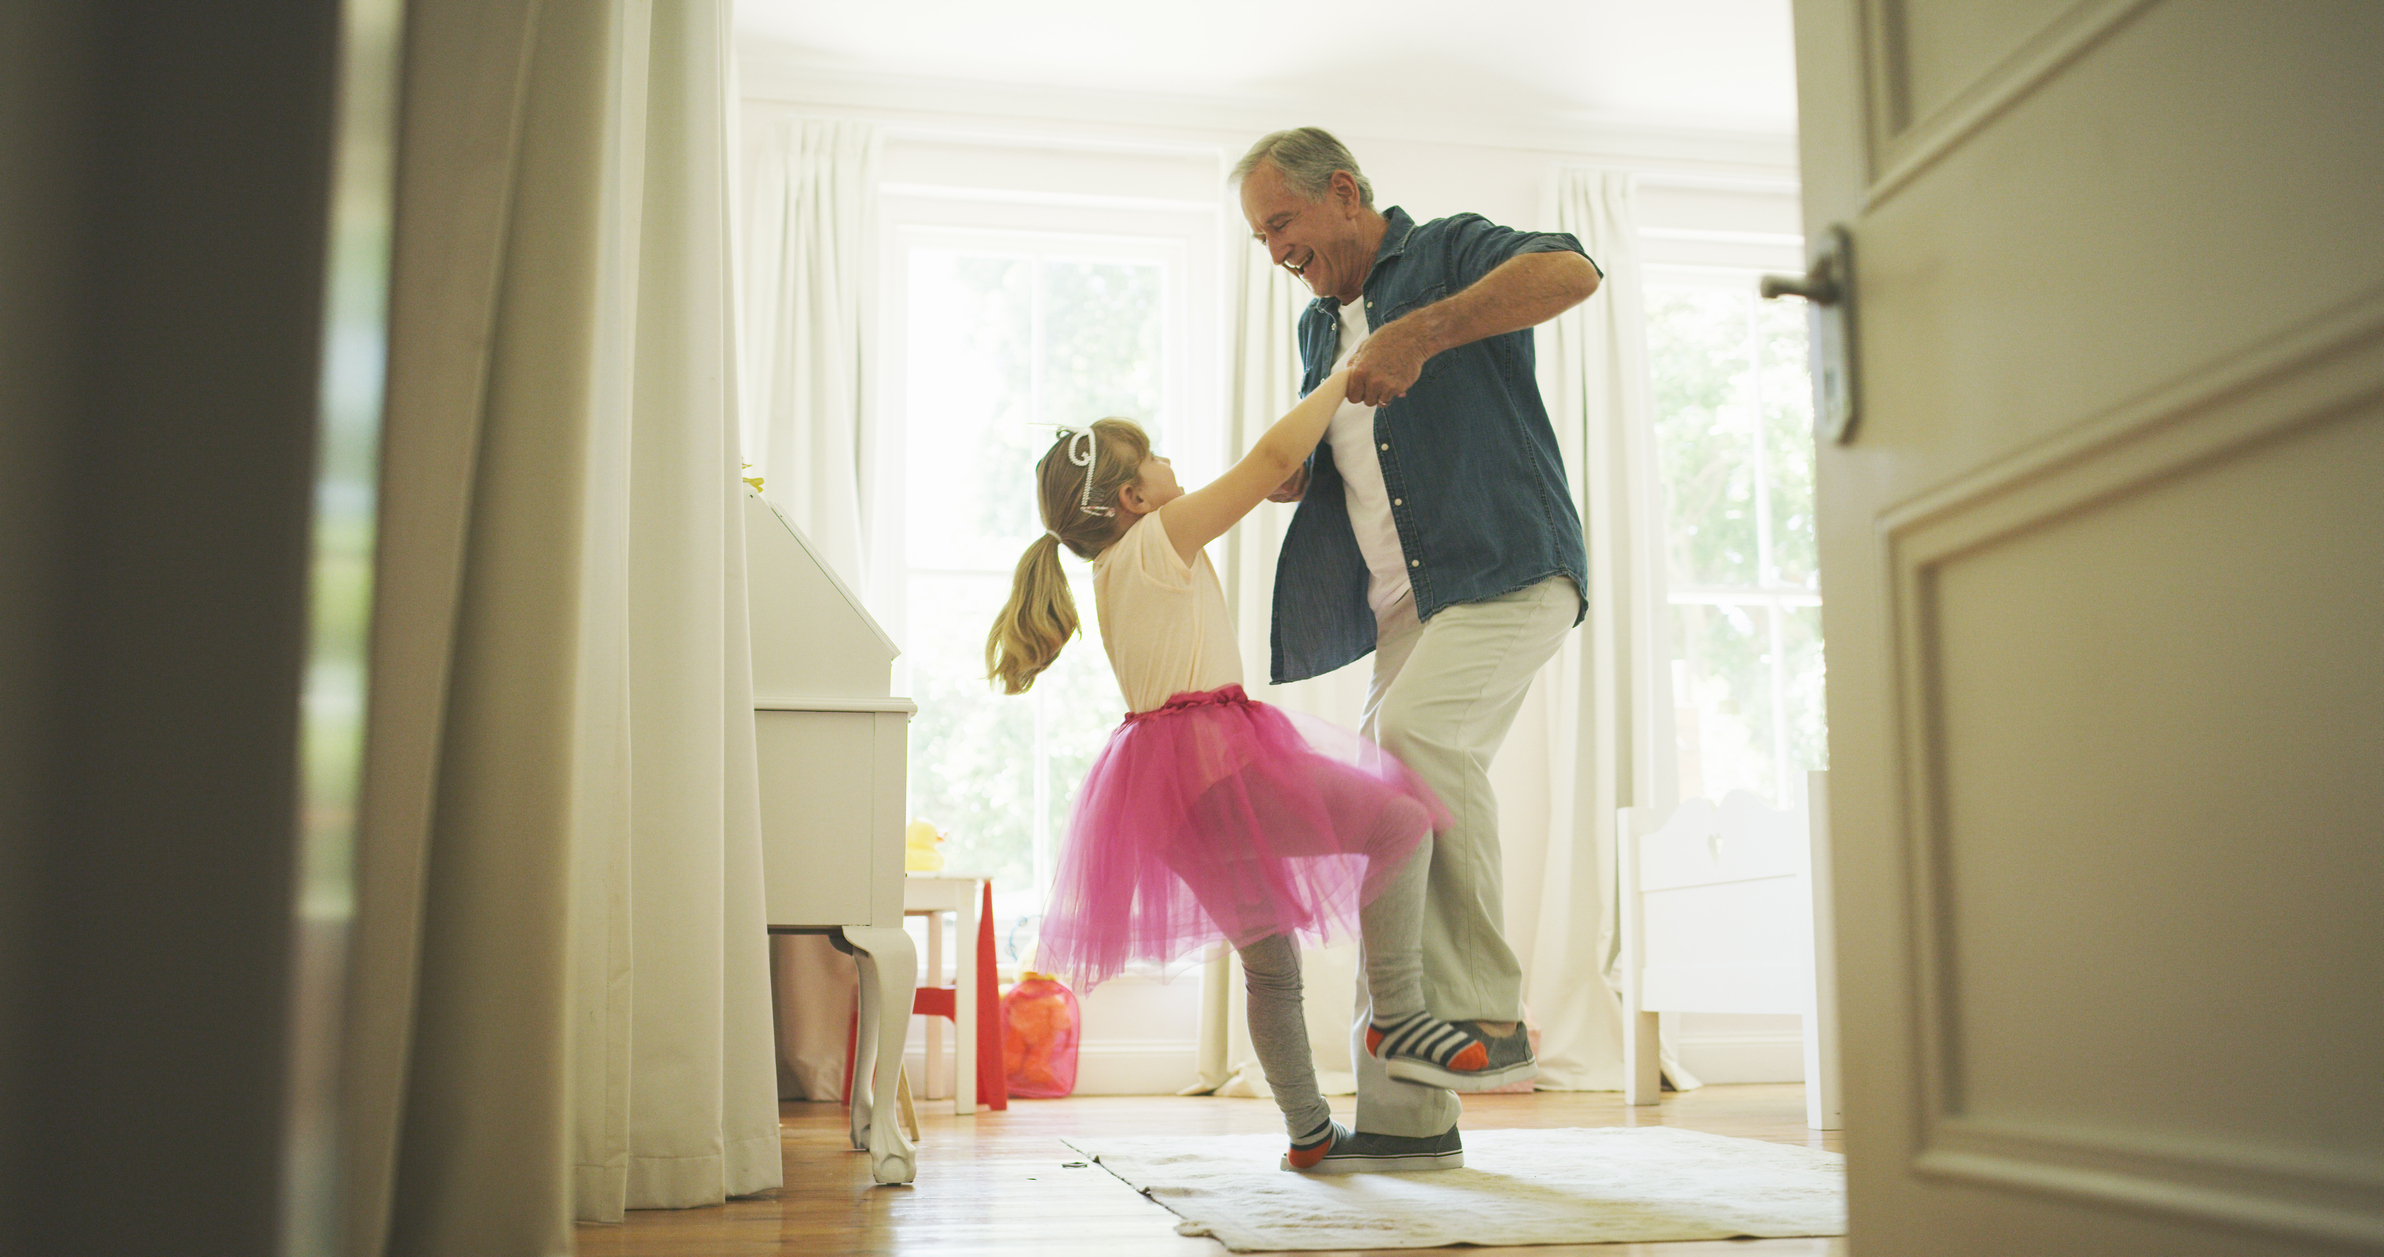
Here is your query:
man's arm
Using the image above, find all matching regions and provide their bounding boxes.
[1345,250,1599,407]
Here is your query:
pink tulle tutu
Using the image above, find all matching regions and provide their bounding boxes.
[1035,684,1448,989]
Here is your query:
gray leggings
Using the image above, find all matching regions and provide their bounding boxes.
[1235,827,1431,1142]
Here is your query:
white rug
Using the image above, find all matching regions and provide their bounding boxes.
[1063,1125,1845,1252]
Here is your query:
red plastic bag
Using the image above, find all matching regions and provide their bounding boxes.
[1001,973,1081,1098]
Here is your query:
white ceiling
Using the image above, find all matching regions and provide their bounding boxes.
[735,1,1800,138]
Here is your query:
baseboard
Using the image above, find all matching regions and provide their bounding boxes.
[904,1042,1201,1099]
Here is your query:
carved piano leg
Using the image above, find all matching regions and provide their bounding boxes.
[839,925,918,1185]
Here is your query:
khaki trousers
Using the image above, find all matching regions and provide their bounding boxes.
[1349,575,1579,1137]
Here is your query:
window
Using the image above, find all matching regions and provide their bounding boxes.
[886,226,1194,964]
[1646,276,1826,805]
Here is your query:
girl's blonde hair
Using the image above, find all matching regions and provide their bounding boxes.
[986,418,1152,695]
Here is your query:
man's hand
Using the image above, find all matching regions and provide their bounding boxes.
[1345,317,1433,407]
[1266,464,1310,502]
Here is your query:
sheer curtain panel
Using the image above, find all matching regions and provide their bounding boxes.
[741,116,880,595]
[1518,167,1680,1091]
[344,0,778,1251]
[1193,236,1375,1098]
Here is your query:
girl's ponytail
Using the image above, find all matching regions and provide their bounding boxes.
[986,533,1079,695]
[984,417,1152,694]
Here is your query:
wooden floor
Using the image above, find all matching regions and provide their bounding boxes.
[575,1084,1845,1257]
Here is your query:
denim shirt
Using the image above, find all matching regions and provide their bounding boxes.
[1270,205,1595,684]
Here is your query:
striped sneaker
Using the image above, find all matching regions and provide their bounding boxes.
[1290,1123,1463,1173]
[1371,1014,1538,1091]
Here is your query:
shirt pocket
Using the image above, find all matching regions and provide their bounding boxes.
[1375,281,1447,328]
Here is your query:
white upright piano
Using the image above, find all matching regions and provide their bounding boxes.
[742,487,918,1185]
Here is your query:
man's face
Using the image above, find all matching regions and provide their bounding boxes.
[1240,161,1370,304]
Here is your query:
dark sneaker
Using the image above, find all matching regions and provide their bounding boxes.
[1285,1123,1463,1174]
[1382,1019,1537,1091]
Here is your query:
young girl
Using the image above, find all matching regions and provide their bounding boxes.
[986,372,1515,1172]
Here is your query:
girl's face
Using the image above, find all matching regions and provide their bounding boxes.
[1120,454,1182,514]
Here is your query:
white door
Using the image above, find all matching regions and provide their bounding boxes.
[1790,2,2384,1254]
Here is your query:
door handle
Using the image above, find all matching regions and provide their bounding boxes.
[1761,223,1859,445]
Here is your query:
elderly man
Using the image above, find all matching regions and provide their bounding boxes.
[1235,127,1600,1172]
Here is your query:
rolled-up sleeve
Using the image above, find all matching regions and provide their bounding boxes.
[1438,213,1599,285]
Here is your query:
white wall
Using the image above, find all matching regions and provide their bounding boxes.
[748,55,1810,1091]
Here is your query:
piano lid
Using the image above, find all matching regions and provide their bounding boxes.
[744,487,898,702]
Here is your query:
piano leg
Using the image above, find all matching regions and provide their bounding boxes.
[840,925,918,1185]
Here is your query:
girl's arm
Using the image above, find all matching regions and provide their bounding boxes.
[1156,369,1348,566]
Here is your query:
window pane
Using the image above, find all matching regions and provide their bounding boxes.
[898,243,1174,965]
[1671,600,1777,802]
[1759,295,1818,589]
[906,572,1036,888]
[1648,287,1758,587]
[907,251,1042,573]
[1041,259,1166,439]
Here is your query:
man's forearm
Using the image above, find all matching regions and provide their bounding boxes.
[1342,250,1599,406]
[1403,251,1600,356]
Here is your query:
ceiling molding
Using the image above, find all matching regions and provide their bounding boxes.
[736,51,1801,180]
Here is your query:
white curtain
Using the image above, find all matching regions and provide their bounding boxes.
[1194,233,1375,1099]
[344,0,778,1250]
[740,114,884,1100]
[741,116,880,595]
[1514,166,1682,1091]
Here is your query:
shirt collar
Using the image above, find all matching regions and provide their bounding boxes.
[1307,205,1415,318]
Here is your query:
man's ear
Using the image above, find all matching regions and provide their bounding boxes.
[1331,170,1362,213]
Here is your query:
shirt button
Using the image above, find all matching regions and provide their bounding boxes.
[1378,442,1389,451]
[1409,559,1421,568]
[1392,498,1403,506]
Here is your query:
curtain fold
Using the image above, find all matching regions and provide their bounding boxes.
[741,115,884,1100]
[346,0,778,1249]
[1520,167,1681,1091]
[1195,234,1372,1098]
[741,116,880,596]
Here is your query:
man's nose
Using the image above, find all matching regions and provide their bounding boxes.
[1269,239,1294,267]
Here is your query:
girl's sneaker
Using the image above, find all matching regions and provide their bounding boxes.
[1370,1013,1538,1091]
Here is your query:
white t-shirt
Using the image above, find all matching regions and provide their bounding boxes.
[1322,298,1413,614]
[1091,511,1243,714]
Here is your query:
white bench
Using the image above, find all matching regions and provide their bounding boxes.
[1618,772,1840,1130]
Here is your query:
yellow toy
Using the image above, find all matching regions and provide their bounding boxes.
[904,819,946,873]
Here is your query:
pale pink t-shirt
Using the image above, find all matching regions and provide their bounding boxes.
[1091,510,1243,714]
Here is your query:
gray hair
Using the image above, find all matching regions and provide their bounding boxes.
[1231,127,1374,209]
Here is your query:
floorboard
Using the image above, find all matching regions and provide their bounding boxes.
[573,1085,1847,1256]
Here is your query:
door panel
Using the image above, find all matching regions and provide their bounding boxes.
[1881,0,2077,132]
[1794,0,2384,1252]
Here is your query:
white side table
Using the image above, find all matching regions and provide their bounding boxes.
[903,874,992,1115]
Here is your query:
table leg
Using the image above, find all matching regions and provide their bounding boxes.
[840,925,918,1185]
[923,910,945,1100]
[956,885,978,1115]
